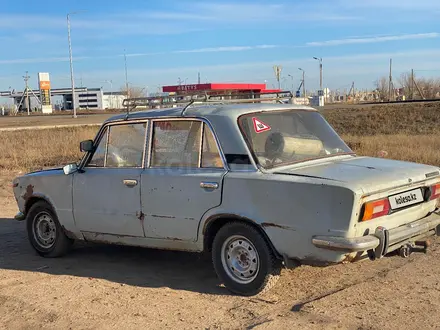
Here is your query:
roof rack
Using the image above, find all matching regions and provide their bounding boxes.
[122,90,295,111]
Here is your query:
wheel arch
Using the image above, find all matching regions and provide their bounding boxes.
[202,214,282,260]
[25,194,56,215]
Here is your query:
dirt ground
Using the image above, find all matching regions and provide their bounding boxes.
[1,102,440,329]
[1,172,440,330]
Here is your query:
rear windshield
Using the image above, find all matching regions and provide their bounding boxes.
[238,110,353,168]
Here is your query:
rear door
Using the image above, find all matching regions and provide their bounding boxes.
[141,119,227,241]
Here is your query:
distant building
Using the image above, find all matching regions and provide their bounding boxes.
[73,88,126,110]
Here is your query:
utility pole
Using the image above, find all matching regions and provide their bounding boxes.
[198,72,200,84]
[23,71,31,116]
[388,58,393,101]
[298,68,305,99]
[411,69,414,100]
[273,65,282,90]
[67,13,77,118]
[313,57,323,91]
[288,74,294,93]
[124,49,129,99]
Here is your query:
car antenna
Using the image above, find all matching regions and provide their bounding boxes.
[180,99,195,117]
[124,99,137,120]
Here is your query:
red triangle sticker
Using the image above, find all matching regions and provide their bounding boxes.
[252,117,271,133]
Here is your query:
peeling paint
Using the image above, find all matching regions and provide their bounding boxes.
[21,184,34,201]
[261,222,295,231]
[151,214,176,219]
[165,237,184,241]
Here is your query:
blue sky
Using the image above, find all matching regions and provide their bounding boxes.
[0,0,439,95]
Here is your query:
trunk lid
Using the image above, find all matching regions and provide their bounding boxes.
[273,156,440,195]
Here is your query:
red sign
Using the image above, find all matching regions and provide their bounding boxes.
[252,117,271,133]
[162,83,268,93]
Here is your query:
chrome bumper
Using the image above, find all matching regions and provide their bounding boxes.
[312,210,440,257]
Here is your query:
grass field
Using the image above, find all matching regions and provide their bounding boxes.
[0,102,439,172]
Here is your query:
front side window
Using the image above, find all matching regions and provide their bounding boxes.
[238,110,353,169]
[87,122,147,168]
[151,120,201,167]
[88,127,108,167]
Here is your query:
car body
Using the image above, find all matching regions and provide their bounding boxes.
[12,103,440,296]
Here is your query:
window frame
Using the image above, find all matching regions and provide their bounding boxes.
[79,117,228,171]
[82,119,149,169]
[147,118,227,170]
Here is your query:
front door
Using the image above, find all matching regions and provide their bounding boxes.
[73,121,147,237]
[141,119,227,241]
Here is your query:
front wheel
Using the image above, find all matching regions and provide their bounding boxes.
[212,222,281,296]
[26,201,73,258]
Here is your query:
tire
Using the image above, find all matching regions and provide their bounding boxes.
[26,201,73,258]
[212,222,281,296]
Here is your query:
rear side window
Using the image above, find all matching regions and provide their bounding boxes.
[201,124,223,168]
[151,120,202,167]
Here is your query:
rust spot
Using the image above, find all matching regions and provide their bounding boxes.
[261,222,294,230]
[136,211,145,221]
[165,237,184,241]
[151,214,175,219]
[62,226,77,240]
[21,184,34,201]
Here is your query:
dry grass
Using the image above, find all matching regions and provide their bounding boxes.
[0,127,98,172]
[324,102,440,136]
[343,134,440,166]
[0,102,439,173]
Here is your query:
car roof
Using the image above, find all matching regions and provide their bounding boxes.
[104,103,318,124]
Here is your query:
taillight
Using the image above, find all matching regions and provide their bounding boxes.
[361,198,390,222]
[430,183,440,200]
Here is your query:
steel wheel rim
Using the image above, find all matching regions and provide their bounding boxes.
[33,211,57,248]
[221,235,260,284]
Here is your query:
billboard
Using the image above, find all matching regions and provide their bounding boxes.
[38,72,52,113]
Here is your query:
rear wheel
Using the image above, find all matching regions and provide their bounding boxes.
[212,222,281,296]
[26,201,73,257]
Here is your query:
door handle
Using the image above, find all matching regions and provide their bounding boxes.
[200,182,219,189]
[123,179,138,187]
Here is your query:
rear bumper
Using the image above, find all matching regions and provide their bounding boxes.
[312,210,440,257]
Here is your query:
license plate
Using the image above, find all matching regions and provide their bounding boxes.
[389,188,424,210]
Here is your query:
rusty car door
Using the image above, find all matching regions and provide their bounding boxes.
[73,122,147,237]
[141,119,227,241]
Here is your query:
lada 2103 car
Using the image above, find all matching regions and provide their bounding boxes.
[12,102,440,296]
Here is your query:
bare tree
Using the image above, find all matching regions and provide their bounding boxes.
[121,86,146,98]
[398,71,440,99]
[398,72,412,98]
[418,77,440,99]
[374,76,388,101]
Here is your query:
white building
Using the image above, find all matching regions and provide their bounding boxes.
[71,88,127,110]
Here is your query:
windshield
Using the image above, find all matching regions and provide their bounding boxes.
[238,110,353,169]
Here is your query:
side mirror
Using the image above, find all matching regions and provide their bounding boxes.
[63,163,78,175]
[80,140,94,152]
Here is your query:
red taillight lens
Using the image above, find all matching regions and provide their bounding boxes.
[361,198,390,221]
[430,183,440,200]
